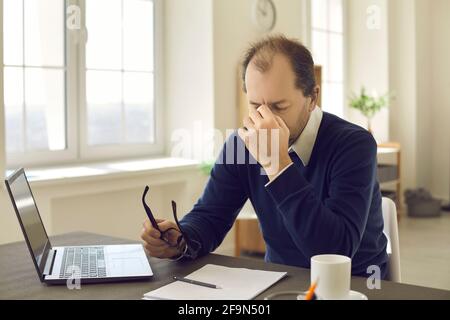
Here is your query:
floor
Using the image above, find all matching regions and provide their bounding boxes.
[398,211,450,290]
[227,211,450,291]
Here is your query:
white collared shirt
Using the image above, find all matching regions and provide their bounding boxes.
[265,106,323,186]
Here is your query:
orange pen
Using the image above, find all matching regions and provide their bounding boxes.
[305,280,318,300]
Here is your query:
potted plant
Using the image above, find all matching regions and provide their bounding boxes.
[349,88,391,133]
[199,160,215,176]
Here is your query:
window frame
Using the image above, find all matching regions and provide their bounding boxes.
[309,0,347,118]
[4,0,164,169]
[4,0,77,168]
[78,0,164,161]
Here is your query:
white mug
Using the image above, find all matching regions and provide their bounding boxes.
[310,254,351,300]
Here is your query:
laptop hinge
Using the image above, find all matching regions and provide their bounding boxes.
[43,249,57,276]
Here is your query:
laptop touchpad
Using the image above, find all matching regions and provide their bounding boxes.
[105,245,153,277]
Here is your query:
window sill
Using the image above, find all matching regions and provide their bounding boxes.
[6,157,200,186]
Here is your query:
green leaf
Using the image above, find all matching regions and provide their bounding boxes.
[199,160,215,175]
[348,87,391,119]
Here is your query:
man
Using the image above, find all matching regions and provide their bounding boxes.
[141,35,388,278]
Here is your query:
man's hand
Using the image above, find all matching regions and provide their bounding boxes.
[140,218,185,259]
[238,105,292,180]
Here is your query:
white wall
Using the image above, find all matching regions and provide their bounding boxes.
[0,0,4,182]
[346,0,389,143]
[341,0,450,201]
[387,0,450,200]
[388,0,418,191]
[415,0,433,190]
[164,0,215,160]
[430,0,450,200]
[0,0,15,244]
[46,173,208,241]
[212,0,307,133]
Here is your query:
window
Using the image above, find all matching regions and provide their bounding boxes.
[85,0,155,147]
[3,0,67,155]
[311,0,345,117]
[2,0,162,168]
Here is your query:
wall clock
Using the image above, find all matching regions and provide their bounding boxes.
[252,0,277,32]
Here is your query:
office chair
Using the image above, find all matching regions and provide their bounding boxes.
[382,197,402,282]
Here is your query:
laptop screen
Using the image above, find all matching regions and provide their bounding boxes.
[5,170,50,275]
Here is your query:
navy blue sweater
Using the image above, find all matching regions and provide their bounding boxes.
[180,112,388,278]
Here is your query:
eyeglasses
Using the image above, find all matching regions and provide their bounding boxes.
[142,186,201,258]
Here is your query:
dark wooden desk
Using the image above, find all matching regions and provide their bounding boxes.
[0,232,448,300]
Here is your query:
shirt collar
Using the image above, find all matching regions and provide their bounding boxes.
[289,106,323,166]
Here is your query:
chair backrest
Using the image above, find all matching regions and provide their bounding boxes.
[382,197,401,282]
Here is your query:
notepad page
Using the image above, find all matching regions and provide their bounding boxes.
[143,264,287,300]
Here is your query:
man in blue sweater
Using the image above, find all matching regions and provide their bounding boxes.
[141,35,388,278]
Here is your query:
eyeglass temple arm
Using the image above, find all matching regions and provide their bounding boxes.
[171,200,201,254]
[171,200,182,233]
[142,186,159,230]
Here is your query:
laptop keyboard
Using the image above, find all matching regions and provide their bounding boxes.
[59,247,107,279]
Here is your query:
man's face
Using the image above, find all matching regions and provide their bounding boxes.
[245,54,317,145]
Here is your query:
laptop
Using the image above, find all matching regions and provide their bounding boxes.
[4,168,153,285]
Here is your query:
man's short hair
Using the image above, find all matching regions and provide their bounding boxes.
[241,34,316,98]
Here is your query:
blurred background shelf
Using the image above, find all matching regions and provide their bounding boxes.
[377,142,402,218]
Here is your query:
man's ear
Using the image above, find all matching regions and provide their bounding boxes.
[309,85,321,111]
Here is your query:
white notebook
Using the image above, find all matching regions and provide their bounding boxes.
[143,264,287,300]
